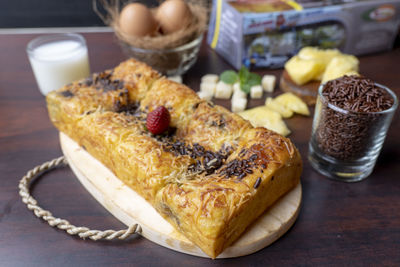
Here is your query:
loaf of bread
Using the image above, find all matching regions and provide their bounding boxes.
[46,59,302,258]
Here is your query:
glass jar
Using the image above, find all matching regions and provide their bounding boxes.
[308,83,398,182]
[119,34,203,76]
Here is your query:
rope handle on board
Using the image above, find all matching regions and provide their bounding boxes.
[18,156,142,241]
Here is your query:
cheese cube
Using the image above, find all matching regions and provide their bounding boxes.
[200,82,216,96]
[250,85,263,99]
[262,75,276,92]
[215,81,233,99]
[232,82,247,99]
[201,74,219,84]
[233,82,241,93]
[231,97,247,113]
[232,90,247,101]
[197,90,213,101]
[168,75,182,83]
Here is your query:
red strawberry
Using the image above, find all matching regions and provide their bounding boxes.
[146,106,171,135]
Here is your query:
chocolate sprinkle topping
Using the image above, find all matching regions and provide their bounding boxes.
[83,77,93,86]
[164,141,233,176]
[322,75,393,113]
[114,101,141,116]
[153,127,177,142]
[192,102,201,110]
[60,90,74,98]
[86,71,125,92]
[211,115,226,128]
[218,156,256,180]
[253,177,261,189]
[238,149,246,157]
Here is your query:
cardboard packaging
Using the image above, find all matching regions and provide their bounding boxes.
[207,0,400,69]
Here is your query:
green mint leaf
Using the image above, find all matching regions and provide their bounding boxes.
[240,80,251,94]
[238,66,249,82]
[247,72,262,86]
[220,70,238,84]
[238,66,261,93]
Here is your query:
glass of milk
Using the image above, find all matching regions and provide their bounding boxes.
[27,33,90,95]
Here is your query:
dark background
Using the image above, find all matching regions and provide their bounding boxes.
[0,0,164,28]
[0,0,104,28]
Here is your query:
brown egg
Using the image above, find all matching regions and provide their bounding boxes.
[119,3,158,37]
[156,0,192,34]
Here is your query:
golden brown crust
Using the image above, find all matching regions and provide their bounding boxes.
[46,59,302,258]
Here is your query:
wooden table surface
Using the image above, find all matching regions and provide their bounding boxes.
[1,32,399,266]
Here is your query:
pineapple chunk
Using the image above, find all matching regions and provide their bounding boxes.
[343,71,360,77]
[265,97,293,118]
[274,93,310,116]
[321,55,359,83]
[301,47,341,81]
[238,106,291,136]
[284,56,325,85]
[298,47,341,69]
[287,47,360,84]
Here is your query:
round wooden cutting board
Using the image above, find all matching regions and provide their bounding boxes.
[280,70,320,105]
[60,133,302,258]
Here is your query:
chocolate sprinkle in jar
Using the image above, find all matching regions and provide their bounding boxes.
[308,75,398,182]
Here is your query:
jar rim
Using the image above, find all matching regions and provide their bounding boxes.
[26,33,87,61]
[120,34,203,54]
[317,81,398,115]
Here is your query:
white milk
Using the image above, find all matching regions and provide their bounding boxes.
[29,40,90,95]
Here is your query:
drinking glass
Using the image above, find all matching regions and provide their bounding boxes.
[27,33,90,95]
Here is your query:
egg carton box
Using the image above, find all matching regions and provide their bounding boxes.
[207,0,400,69]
